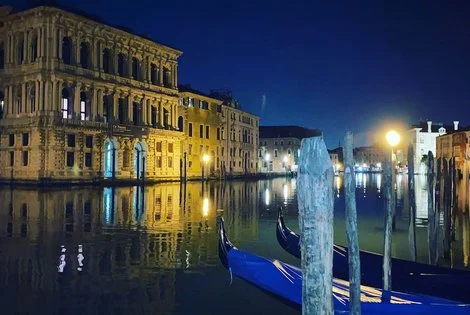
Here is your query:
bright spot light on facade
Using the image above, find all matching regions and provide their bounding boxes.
[283,156,288,163]
[265,188,270,206]
[265,153,271,161]
[376,163,381,168]
[202,154,210,163]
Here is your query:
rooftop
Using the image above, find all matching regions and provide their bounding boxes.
[260,126,321,139]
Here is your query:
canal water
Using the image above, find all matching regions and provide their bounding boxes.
[0,175,469,314]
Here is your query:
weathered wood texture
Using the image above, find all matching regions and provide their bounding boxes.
[382,149,393,291]
[297,136,334,315]
[451,157,458,242]
[407,144,417,262]
[427,151,438,264]
[343,132,361,315]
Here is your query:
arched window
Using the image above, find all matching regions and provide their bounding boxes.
[29,86,36,113]
[163,68,171,87]
[18,38,25,65]
[150,63,157,84]
[16,88,22,113]
[80,42,90,69]
[132,102,139,125]
[132,57,139,80]
[61,88,70,118]
[80,91,88,120]
[31,35,38,62]
[178,116,184,132]
[103,95,110,122]
[151,106,157,128]
[103,48,111,74]
[0,42,4,69]
[62,37,73,65]
[118,53,126,77]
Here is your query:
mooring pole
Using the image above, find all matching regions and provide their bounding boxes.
[297,135,334,315]
[427,151,436,264]
[383,148,393,291]
[344,132,361,314]
[407,143,417,261]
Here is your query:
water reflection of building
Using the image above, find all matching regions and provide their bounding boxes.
[0,180,261,311]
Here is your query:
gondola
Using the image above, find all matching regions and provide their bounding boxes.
[218,217,470,313]
[276,208,470,303]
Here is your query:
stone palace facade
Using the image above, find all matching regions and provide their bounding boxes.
[0,5,259,183]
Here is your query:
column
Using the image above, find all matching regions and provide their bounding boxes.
[93,40,99,71]
[21,83,26,114]
[159,102,164,127]
[127,94,133,123]
[58,29,63,59]
[147,57,151,83]
[74,84,80,117]
[4,85,9,115]
[127,51,132,78]
[113,92,119,121]
[113,47,119,75]
[44,81,50,111]
[92,88,98,120]
[174,64,178,88]
[97,89,103,119]
[159,62,163,85]
[99,42,104,71]
[41,26,46,61]
[38,80,43,111]
[76,34,81,66]
[51,24,57,58]
[141,97,146,124]
[147,100,152,126]
[51,80,57,113]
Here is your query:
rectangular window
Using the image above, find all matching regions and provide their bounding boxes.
[206,126,210,139]
[22,151,28,166]
[217,128,220,140]
[188,98,194,107]
[156,141,162,152]
[188,123,193,137]
[200,101,208,110]
[66,152,74,167]
[62,98,68,118]
[188,144,192,155]
[85,153,92,167]
[156,156,162,168]
[67,134,75,147]
[85,135,93,148]
[9,134,14,146]
[199,125,203,138]
[221,147,224,156]
[9,151,14,166]
[168,157,173,168]
[168,143,173,153]
[80,100,86,120]
[22,133,29,146]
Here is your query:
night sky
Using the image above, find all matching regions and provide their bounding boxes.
[8,0,470,147]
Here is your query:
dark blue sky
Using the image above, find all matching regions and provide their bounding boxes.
[10,0,470,147]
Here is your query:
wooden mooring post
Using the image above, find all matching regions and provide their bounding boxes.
[407,144,417,262]
[297,136,334,315]
[427,151,438,264]
[383,148,393,291]
[343,132,361,314]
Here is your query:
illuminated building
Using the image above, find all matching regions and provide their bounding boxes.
[258,125,319,173]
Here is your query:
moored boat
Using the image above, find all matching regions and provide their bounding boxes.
[277,208,470,303]
[219,217,470,314]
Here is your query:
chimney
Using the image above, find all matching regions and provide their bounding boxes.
[427,121,432,133]
[454,121,459,131]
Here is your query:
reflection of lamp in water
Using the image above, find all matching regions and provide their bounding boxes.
[363,173,367,196]
[335,176,341,198]
[202,198,209,217]
[202,154,210,181]
[376,173,382,194]
[283,184,288,204]
[265,188,270,206]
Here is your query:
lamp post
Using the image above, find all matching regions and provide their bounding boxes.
[202,153,210,181]
[383,129,400,291]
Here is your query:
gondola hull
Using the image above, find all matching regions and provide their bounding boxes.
[219,218,470,314]
[277,210,470,303]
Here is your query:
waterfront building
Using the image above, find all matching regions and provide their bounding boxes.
[0,5,259,183]
[407,120,458,174]
[353,146,384,172]
[258,126,319,174]
[328,147,343,172]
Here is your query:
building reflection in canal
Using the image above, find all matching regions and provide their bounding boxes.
[1,175,470,314]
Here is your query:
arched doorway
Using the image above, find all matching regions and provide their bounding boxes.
[104,139,118,178]
[134,142,146,180]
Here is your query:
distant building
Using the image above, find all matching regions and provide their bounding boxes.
[258,126,320,173]
[328,147,343,172]
[353,146,384,172]
[436,128,470,173]
[407,120,458,174]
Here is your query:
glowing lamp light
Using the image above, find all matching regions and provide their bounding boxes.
[386,130,400,147]
[376,163,382,168]
[265,153,271,161]
[283,156,288,163]
[202,154,210,163]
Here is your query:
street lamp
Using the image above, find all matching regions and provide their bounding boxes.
[386,130,400,148]
[202,154,210,181]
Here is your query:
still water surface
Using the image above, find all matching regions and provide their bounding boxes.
[0,174,469,314]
